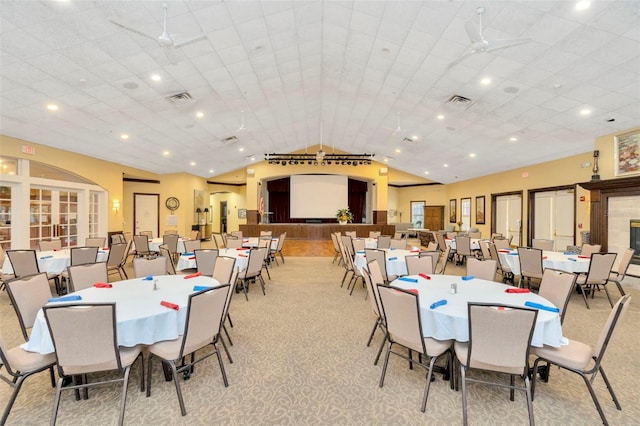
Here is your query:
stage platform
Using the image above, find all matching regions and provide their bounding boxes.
[239,223,396,240]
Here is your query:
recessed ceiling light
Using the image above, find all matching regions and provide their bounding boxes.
[437,114,445,120]
[150,74,161,82]
[383,158,389,163]
[190,161,196,166]
[162,151,170,157]
[46,104,59,111]
[411,135,418,141]
[480,77,491,85]
[510,137,518,142]
[209,169,214,174]
[120,133,129,140]
[239,147,245,152]
[443,163,448,168]
[250,156,256,161]
[469,153,476,158]
[575,1,591,11]
[196,111,204,118]
[395,148,401,153]
[424,171,429,175]
[579,108,592,116]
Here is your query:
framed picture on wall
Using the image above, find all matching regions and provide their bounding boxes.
[614,130,640,176]
[476,196,486,224]
[449,199,456,223]
[238,208,247,219]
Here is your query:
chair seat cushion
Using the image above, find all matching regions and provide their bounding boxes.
[63,345,141,375]
[454,341,525,375]
[608,272,620,282]
[6,346,56,372]
[531,340,593,370]
[424,337,453,357]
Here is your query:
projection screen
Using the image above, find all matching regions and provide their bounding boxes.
[290,174,348,219]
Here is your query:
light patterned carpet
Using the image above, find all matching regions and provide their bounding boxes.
[1,256,639,425]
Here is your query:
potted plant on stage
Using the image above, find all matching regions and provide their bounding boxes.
[336,208,353,225]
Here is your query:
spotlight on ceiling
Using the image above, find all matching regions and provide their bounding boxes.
[263,153,375,167]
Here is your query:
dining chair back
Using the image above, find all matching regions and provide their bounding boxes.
[340,235,354,259]
[351,238,365,253]
[393,231,403,240]
[212,233,225,249]
[517,247,544,288]
[466,258,497,281]
[362,268,387,365]
[456,303,537,425]
[345,231,357,239]
[6,249,40,278]
[225,238,243,248]
[377,285,453,412]
[5,273,52,341]
[271,232,286,264]
[426,241,439,251]
[493,238,510,250]
[85,237,106,247]
[133,256,167,278]
[145,285,229,416]
[455,236,473,265]
[405,255,434,275]
[44,302,144,426]
[163,230,178,235]
[189,230,200,241]
[111,233,124,244]
[0,335,56,425]
[212,256,236,285]
[163,233,179,260]
[258,238,272,280]
[531,295,631,426]
[239,247,267,300]
[195,249,218,276]
[467,231,481,239]
[532,239,554,251]
[183,239,202,252]
[365,249,395,283]
[70,246,99,265]
[106,243,128,280]
[488,242,514,283]
[479,240,491,260]
[580,243,601,256]
[608,247,635,296]
[330,232,342,264]
[446,231,458,239]
[369,231,381,238]
[538,269,577,323]
[133,235,153,257]
[575,252,617,308]
[491,233,503,241]
[389,238,406,250]
[38,240,62,251]
[337,238,355,288]
[377,235,391,249]
[435,232,447,252]
[437,246,451,275]
[122,231,133,244]
[231,230,242,239]
[420,250,440,272]
[68,262,108,292]
[139,230,153,238]
[158,244,176,275]
[260,230,272,237]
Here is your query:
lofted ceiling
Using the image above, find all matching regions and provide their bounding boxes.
[1,0,638,185]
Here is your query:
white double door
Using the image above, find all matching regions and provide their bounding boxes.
[533,190,574,251]
[495,194,522,247]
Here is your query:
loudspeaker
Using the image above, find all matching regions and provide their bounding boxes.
[247,168,255,176]
[379,167,388,175]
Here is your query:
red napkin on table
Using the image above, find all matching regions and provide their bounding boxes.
[188,256,195,260]
[160,301,179,310]
[102,247,109,250]
[543,256,548,259]
[93,282,112,288]
[238,253,248,257]
[183,272,202,279]
[498,249,510,253]
[410,249,420,253]
[418,273,431,280]
[148,239,152,242]
[505,288,530,293]
[578,255,590,259]
[406,288,419,295]
[236,248,246,250]
[53,248,58,251]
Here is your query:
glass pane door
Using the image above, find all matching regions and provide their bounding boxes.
[29,188,78,249]
[0,185,11,249]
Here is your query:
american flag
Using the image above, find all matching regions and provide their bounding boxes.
[258,195,264,214]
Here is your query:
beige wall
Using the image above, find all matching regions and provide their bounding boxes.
[209,185,247,234]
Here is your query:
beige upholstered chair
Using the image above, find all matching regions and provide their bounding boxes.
[44,303,144,426]
[158,244,177,275]
[85,237,106,247]
[405,255,434,275]
[377,285,453,412]
[270,232,287,265]
[189,229,200,241]
[377,235,391,249]
[531,295,631,426]
[488,242,514,283]
[146,285,230,416]
[224,238,243,248]
[337,238,355,288]
[493,238,511,250]
[212,256,236,285]
[219,268,240,362]
[419,250,440,274]
[163,230,178,235]
[258,238,272,279]
[330,232,342,264]
[132,256,167,278]
[6,249,62,294]
[60,246,99,289]
[479,240,491,260]
[517,247,544,289]
[455,303,538,425]
[467,231,481,239]
[230,230,242,239]
[538,269,576,324]
[466,258,497,281]
[122,231,133,244]
[365,249,396,283]
[389,238,406,250]
[139,230,153,238]
[446,231,458,239]
[575,252,617,308]
[194,249,218,276]
[608,248,634,297]
[426,241,438,251]
[38,239,62,251]
[437,246,451,275]
[68,262,108,292]
[532,238,554,251]
[345,231,357,239]
[351,238,365,253]
[163,233,179,261]
[393,231,403,240]
[454,236,473,265]
[362,267,386,365]
[111,233,125,244]
[259,230,272,237]
[435,232,448,252]
[0,335,56,425]
[344,249,365,296]
[369,231,381,238]
[366,259,386,288]
[340,235,354,260]
[212,233,225,249]
[5,273,53,342]
[183,239,202,252]
[238,247,268,301]
[0,246,15,291]
[106,242,129,280]
[580,243,601,256]
[133,234,154,257]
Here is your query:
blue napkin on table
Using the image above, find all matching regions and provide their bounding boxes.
[430,299,447,309]
[142,275,153,281]
[48,295,82,303]
[524,301,560,313]
[40,255,54,259]
[461,275,474,281]
[568,258,577,262]
[508,252,518,255]
[563,251,575,255]
[356,250,365,254]
[388,257,397,261]
[390,247,396,251]
[399,277,418,283]
[182,252,194,256]
[193,285,213,292]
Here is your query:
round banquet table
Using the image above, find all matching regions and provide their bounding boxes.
[2,249,109,275]
[176,248,250,271]
[445,238,482,251]
[241,237,279,250]
[497,249,590,275]
[391,274,566,348]
[23,274,221,354]
[354,248,421,276]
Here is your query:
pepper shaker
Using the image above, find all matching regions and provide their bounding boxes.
[450,283,457,294]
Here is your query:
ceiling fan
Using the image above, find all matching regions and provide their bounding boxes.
[237,110,247,132]
[109,1,207,65]
[447,6,531,69]
[382,112,403,136]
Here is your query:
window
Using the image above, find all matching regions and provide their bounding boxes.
[0,186,11,249]
[89,192,102,238]
[410,201,425,227]
[461,198,471,231]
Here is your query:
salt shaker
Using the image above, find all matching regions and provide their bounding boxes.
[153,278,158,291]
[450,283,457,294]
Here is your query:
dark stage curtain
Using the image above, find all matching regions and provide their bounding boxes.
[348,178,367,223]
[267,178,290,223]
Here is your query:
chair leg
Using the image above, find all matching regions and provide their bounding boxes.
[598,365,621,410]
[51,377,64,426]
[1,375,27,425]
[578,285,591,309]
[524,375,535,426]
[421,355,439,412]
[222,324,233,346]
[258,275,266,295]
[213,343,229,387]
[242,279,249,301]
[118,366,132,426]
[581,371,609,426]
[226,313,234,328]
[602,284,614,308]
[461,365,469,426]
[530,358,541,401]
[374,334,387,366]
[366,319,380,347]
[167,361,187,416]
[219,335,233,364]
[379,341,393,387]
[510,375,515,401]
[49,366,56,387]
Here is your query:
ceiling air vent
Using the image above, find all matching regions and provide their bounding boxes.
[445,94,474,110]
[165,92,193,106]
[220,135,239,145]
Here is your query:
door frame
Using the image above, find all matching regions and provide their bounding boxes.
[527,184,576,247]
[491,190,523,238]
[219,201,227,233]
[133,193,159,237]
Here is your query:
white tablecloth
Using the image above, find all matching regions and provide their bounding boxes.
[23,274,221,354]
[498,250,590,275]
[241,237,278,250]
[354,248,419,276]
[176,248,250,272]
[391,274,566,348]
[2,249,109,275]
[147,237,188,253]
[445,238,482,251]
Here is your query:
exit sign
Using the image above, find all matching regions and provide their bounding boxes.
[21,145,36,155]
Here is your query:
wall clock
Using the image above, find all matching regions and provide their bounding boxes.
[165,197,180,212]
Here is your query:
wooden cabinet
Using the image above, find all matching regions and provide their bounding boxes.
[423,205,444,231]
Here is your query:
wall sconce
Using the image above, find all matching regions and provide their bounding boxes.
[112,199,120,214]
[591,150,600,181]
[203,207,209,223]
